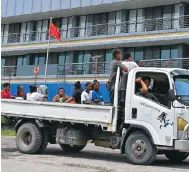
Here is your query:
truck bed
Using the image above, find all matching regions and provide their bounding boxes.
[1,99,114,130]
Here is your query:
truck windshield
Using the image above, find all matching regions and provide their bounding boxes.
[174,77,189,106]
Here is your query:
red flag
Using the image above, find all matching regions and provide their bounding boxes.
[49,22,61,40]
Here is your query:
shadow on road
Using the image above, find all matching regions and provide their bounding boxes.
[38,147,189,169]
[2,146,189,170]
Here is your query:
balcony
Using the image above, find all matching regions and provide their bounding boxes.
[2,15,189,45]
[1,58,189,80]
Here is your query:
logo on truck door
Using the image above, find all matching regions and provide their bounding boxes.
[157,112,173,129]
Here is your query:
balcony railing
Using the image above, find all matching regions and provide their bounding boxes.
[141,58,189,69]
[2,15,189,45]
[1,66,17,76]
[57,62,110,79]
[1,58,189,78]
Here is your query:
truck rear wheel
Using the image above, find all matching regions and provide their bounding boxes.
[16,123,42,154]
[59,144,85,153]
[165,151,189,163]
[36,128,49,154]
[124,131,157,165]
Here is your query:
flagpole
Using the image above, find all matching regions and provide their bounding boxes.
[44,17,52,84]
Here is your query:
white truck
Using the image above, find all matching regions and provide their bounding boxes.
[1,67,189,165]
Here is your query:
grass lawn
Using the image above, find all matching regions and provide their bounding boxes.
[1,130,16,136]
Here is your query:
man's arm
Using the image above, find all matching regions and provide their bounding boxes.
[136,78,148,94]
[65,91,76,103]
[118,61,128,72]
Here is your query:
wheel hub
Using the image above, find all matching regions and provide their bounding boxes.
[132,140,148,159]
[22,132,32,145]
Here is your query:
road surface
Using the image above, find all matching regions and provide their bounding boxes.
[1,136,189,172]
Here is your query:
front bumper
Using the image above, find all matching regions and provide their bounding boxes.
[175,140,189,152]
[175,124,189,152]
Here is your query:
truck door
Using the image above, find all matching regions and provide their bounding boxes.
[126,70,175,146]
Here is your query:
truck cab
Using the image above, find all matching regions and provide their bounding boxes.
[116,67,189,164]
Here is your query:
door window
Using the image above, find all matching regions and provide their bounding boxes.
[135,71,170,108]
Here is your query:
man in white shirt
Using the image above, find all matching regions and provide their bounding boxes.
[122,52,139,72]
[81,82,92,104]
[27,85,44,101]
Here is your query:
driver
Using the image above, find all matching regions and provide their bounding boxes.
[136,76,151,94]
[136,76,167,105]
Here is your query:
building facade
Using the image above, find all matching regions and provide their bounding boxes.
[1,0,189,101]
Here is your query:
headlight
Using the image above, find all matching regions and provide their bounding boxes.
[177,117,188,130]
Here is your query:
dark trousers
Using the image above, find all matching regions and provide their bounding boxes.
[109,87,114,104]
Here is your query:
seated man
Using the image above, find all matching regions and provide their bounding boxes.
[136,76,168,106]
[81,82,93,104]
[136,76,160,103]
[136,76,150,94]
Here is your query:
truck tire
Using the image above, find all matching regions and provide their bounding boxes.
[124,131,157,165]
[59,144,85,153]
[165,151,189,163]
[16,123,42,154]
[36,128,49,154]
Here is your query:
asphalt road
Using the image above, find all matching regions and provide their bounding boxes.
[1,136,189,172]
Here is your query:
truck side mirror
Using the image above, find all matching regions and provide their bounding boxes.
[168,89,176,102]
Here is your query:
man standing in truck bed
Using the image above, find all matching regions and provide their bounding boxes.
[107,49,128,104]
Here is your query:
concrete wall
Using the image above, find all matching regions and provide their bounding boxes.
[1,0,127,17]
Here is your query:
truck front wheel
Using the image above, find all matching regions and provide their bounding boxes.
[124,131,157,165]
[165,151,189,163]
[59,144,86,153]
[16,123,42,154]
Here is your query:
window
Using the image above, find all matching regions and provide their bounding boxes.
[58,52,71,74]
[79,16,87,37]
[41,20,48,41]
[67,17,73,38]
[8,23,21,43]
[58,53,66,65]
[35,20,42,41]
[120,10,129,33]
[153,47,161,59]
[105,50,113,74]
[83,52,91,74]
[1,58,6,66]
[115,11,122,34]
[22,54,30,65]
[145,8,154,31]
[161,45,171,59]
[48,53,58,64]
[129,10,137,32]
[171,45,178,59]
[1,58,6,76]
[86,15,93,36]
[39,54,46,65]
[1,24,9,44]
[135,47,143,61]
[108,12,116,35]
[163,5,173,29]
[93,13,108,35]
[17,56,24,66]
[135,72,170,107]
[31,54,39,65]
[1,24,5,43]
[137,9,145,32]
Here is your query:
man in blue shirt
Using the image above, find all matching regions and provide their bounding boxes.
[91,81,103,103]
